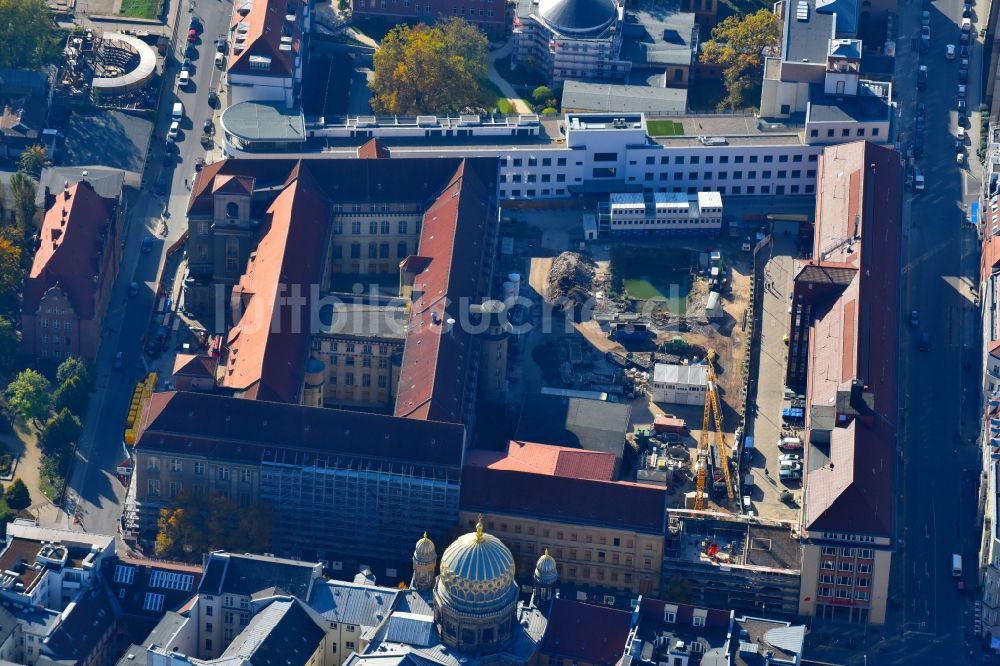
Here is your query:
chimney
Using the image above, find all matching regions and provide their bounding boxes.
[63,180,70,200]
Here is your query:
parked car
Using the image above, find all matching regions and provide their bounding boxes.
[216,36,226,53]
[957,151,966,166]
[141,236,154,253]
[778,437,803,452]
[946,43,956,59]
[919,332,931,351]
[207,88,218,106]
[962,17,972,30]
[959,68,968,83]
[778,453,802,463]
[962,45,970,58]
[128,282,139,297]
[918,65,928,90]
[910,310,919,326]
[178,70,190,88]
[203,118,214,135]
[963,4,972,17]
[187,28,197,43]
[166,120,180,142]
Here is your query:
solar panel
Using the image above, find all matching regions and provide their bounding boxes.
[143,592,165,612]
[113,565,135,585]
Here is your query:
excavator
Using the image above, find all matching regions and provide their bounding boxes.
[694,350,734,510]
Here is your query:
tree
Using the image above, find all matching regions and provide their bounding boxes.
[0,316,16,378]
[0,238,21,301]
[4,478,30,510]
[53,376,88,415]
[699,9,780,110]
[40,408,81,461]
[4,369,50,425]
[18,146,49,179]
[8,172,36,243]
[532,86,553,105]
[56,357,91,387]
[0,0,56,69]
[156,488,275,561]
[370,18,489,115]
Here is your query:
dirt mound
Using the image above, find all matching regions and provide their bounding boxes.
[547,251,595,311]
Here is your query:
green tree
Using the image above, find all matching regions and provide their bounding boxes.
[4,477,30,510]
[53,376,88,415]
[532,85,553,104]
[18,146,49,178]
[8,172,36,243]
[156,488,275,561]
[39,408,81,460]
[699,9,780,110]
[4,369,50,425]
[56,356,91,387]
[0,316,16,378]
[0,0,55,69]
[370,18,489,115]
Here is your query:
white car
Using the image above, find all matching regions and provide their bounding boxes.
[779,453,802,463]
[962,17,972,31]
[946,43,956,59]
[957,152,966,165]
[958,126,966,139]
[166,120,180,142]
[178,70,190,88]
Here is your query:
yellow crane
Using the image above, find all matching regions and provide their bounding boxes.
[694,350,734,510]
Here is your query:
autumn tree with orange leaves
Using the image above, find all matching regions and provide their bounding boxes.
[699,9,780,111]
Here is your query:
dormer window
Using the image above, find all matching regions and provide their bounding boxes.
[226,202,239,219]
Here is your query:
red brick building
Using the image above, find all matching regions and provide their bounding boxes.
[21,180,122,361]
[351,0,507,37]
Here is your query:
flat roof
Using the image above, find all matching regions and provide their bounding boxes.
[221,101,307,141]
[561,81,687,115]
[783,0,835,66]
[653,363,708,385]
[807,83,892,123]
[516,394,631,458]
[621,7,696,68]
[317,299,409,340]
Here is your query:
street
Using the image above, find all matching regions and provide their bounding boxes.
[880,0,986,661]
[60,0,233,537]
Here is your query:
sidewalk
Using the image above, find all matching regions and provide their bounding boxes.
[489,41,533,114]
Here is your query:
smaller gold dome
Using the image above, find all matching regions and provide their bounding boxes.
[414,532,437,563]
[534,549,558,584]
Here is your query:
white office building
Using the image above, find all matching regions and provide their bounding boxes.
[600,191,722,235]
[651,363,708,405]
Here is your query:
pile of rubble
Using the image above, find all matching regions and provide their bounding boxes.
[547,251,595,312]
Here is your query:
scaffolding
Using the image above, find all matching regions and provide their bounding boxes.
[258,448,461,564]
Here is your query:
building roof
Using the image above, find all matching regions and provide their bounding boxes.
[632,598,733,664]
[227,0,304,77]
[653,363,708,386]
[800,141,901,538]
[223,168,328,403]
[23,180,116,320]
[806,82,892,123]
[38,583,118,664]
[219,101,307,142]
[135,391,466,468]
[103,556,202,629]
[172,353,219,380]
[782,0,836,67]
[115,612,189,666]
[537,0,618,35]
[0,67,48,94]
[199,552,319,599]
[461,467,666,533]
[218,597,326,664]
[540,598,631,665]
[36,166,124,207]
[515,394,630,458]
[317,299,409,340]
[731,616,805,666]
[561,81,687,115]
[621,8,697,68]
[465,440,617,480]
[307,580,399,629]
[394,160,498,423]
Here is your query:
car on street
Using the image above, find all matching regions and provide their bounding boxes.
[128,282,139,297]
[166,120,180,142]
[916,102,926,116]
[962,44,970,58]
[208,89,218,107]
[215,52,225,67]
[203,118,214,135]
[112,352,124,370]
[959,68,968,83]
[178,70,190,88]
[962,17,972,30]
[141,236,154,253]
[946,43,956,59]
[959,112,968,126]
[216,37,226,53]
[918,65,928,90]
[910,310,919,326]
[186,44,197,59]
[189,16,201,31]
[187,28,197,43]
[958,126,966,139]
[921,10,930,25]
[778,437,803,452]
[779,464,803,482]
[963,4,972,16]
[779,453,802,463]
[957,152,966,166]
[958,99,967,114]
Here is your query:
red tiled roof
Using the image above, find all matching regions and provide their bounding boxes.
[460,466,666,532]
[212,174,254,195]
[802,141,901,538]
[222,169,328,403]
[465,440,617,480]
[227,0,304,77]
[23,181,114,320]
[394,160,496,423]
[540,598,631,665]
[172,353,219,379]
[357,138,390,159]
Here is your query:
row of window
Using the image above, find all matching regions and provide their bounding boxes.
[500,173,566,183]
[819,574,871,587]
[818,588,871,601]
[325,342,393,355]
[473,517,650,549]
[330,355,389,368]
[611,218,720,226]
[146,456,252,482]
[38,335,72,346]
[332,241,409,260]
[821,560,873,573]
[822,546,876,558]
[39,319,73,330]
[332,220,412,235]
[500,183,815,199]
[146,479,254,504]
[809,126,881,139]
[329,373,388,388]
[636,169,814,181]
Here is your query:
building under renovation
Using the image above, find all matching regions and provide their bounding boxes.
[661,511,802,618]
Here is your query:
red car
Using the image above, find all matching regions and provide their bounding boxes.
[187,28,197,43]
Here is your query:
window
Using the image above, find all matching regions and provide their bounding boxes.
[369,221,378,234]
[351,221,361,234]
[205,639,213,651]
[557,158,567,166]
[693,615,705,627]
[205,605,214,617]
[791,170,801,178]
[346,642,356,650]
[819,587,833,597]
[240,469,251,483]
[195,462,204,475]
[148,456,160,471]
[690,156,700,164]
[792,154,803,162]
[170,459,182,473]
[114,565,136,584]
[380,242,389,258]
[368,243,377,259]
[593,152,617,162]
[822,560,835,570]
[872,128,880,136]
[810,129,819,137]
[217,468,230,481]
[350,243,360,259]
[206,622,213,633]
[381,221,390,234]
[777,170,787,178]
[664,610,676,623]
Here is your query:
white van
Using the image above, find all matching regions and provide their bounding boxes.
[172,102,184,121]
[952,554,963,577]
[778,436,803,451]
[215,51,225,67]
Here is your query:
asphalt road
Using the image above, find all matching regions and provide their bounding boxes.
[60,0,233,538]
[874,0,987,661]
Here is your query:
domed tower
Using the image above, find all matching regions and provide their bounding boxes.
[433,516,519,653]
[412,532,437,591]
[533,549,558,606]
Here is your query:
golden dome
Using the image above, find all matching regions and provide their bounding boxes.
[414,532,437,563]
[534,549,558,584]
[434,517,518,615]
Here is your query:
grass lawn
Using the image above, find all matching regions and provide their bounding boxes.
[646,120,685,136]
[612,245,694,314]
[118,0,160,19]
[481,79,516,114]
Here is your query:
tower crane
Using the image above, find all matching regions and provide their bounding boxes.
[694,350,734,510]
